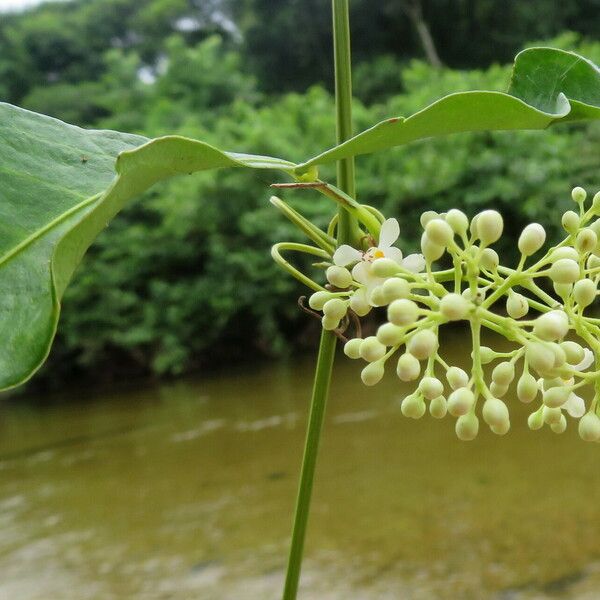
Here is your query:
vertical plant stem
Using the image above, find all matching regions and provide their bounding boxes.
[282,2,356,599]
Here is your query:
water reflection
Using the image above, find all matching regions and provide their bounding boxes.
[1,331,600,599]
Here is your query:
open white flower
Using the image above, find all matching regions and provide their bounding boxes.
[563,348,595,418]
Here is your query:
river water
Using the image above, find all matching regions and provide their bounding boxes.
[1,332,600,599]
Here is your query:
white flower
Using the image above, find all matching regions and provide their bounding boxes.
[574,348,595,371]
[332,218,425,303]
[558,349,594,418]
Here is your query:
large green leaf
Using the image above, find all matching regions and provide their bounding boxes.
[0,103,295,389]
[295,48,600,171]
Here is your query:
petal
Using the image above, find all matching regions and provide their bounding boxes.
[574,348,594,371]
[385,246,404,264]
[402,253,426,273]
[351,261,372,285]
[565,393,586,418]
[378,218,400,250]
[333,245,362,266]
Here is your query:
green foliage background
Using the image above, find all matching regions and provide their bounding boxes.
[1,0,599,385]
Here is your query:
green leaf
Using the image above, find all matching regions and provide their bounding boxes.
[296,48,600,171]
[0,103,295,389]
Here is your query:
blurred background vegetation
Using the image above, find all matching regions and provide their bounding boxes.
[1,0,599,388]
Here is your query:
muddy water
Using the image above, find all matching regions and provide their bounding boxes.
[1,331,600,599]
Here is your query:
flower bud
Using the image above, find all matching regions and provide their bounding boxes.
[474,210,503,245]
[543,385,571,408]
[368,286,387,307]
[492,361,515,386]
[396,352,420,381]
[533,310,569,342]
[483,397,509,429]
[517,372,538,403]
[455,413,479,441]
[550,414,567,434]
[323,298,347,321]
[550,343,567,368]
[439,293,469,321]
[561,341,585,365]
[543,406,562,425]
[350,290,371,316]
[419,376,444,400]
[525,342,555,375]
[429,395,447,419]
[361,361,385,386]
[343,338,362,359]
[550,247,579,262]
[480,248,499,271]
[425,218,454,247]
[309,291,333,310]
[593,191,600,213]
[579,412,600,442]
[553,282,572,299]
[491,420,511,435]
[382,278,410,302]
[376,322,405,346]
[371,258,400,278]
[401,394,426,419]
[576,228,597,253]
[326,266,353,288]
[549,258,580,284]
[321,315,340,330]
[573,278,596,308]
[407,329,438,360]
[518,223,546,256]
[572,186,587,204]
[490,382,509,398]
[388,299,419,327]
[480,346,495,364]
[587,254,600,270]
[561,210,580,234]
[506,291,529,319]
[445,209,469,235]
[448,387,475,417]
[421,232,445,262]
[446,366,469,390]
[420,210,438,228]
[359,336,386,362]
[527,408,544,430]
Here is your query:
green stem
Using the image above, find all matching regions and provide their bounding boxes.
[282,2,356,598]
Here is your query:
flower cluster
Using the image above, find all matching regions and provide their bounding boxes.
[274,185,600,441]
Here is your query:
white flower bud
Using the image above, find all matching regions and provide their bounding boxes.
[368,286,387,307]
[528,408,544,430]
[576,228,598,253]
[455,413,479,441]
[445,208,469,235]
[439,293,469,321]
[420,210,438,228]
[421,232,445,262]
[517,372,538,403]
[550,343,567,369]
[419,376,444,400]
[572,186,587,204]
[388,299,419,326]
[309,291,333,310]
[323,298,347,321]
[350,290,371,316]
[561,210,580,234]
[474,210,503,245]
[561,341,585,365]
[326,265,353,288]
[429,395,447,419]
[461,287,486,303]
[407,329,438,360]
[401,394,426,419]
[447,387,475,417]
[321,315,340,330]
[446,366,469,390]
[361,361,385,386]
[587,254,600,270]
[533,310,569,341]
[550,414,567,434]
[543,406,562,425]
[480,346,495,364]
[543,385,571,408]
[491,420,511,436]
[359,336,386,362]
[480,248,499,271]
[371,258,400,278]
[376,323,405,346]
[549,258,580,284]
[382,278,410,302]
[506,291,529,319]
[579,412,600,442]
[573,278,596,308]
[593,191,600,213]
[396,352,421,381]
[492,361,515,386]
[482,397,509,429]
[550,247,579,262]
[518,223,546,256]
[343,338,362,359]
[553,282,572,299]
[490,382,509,398]
[425,218,454,247]
[525,342,555,375]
